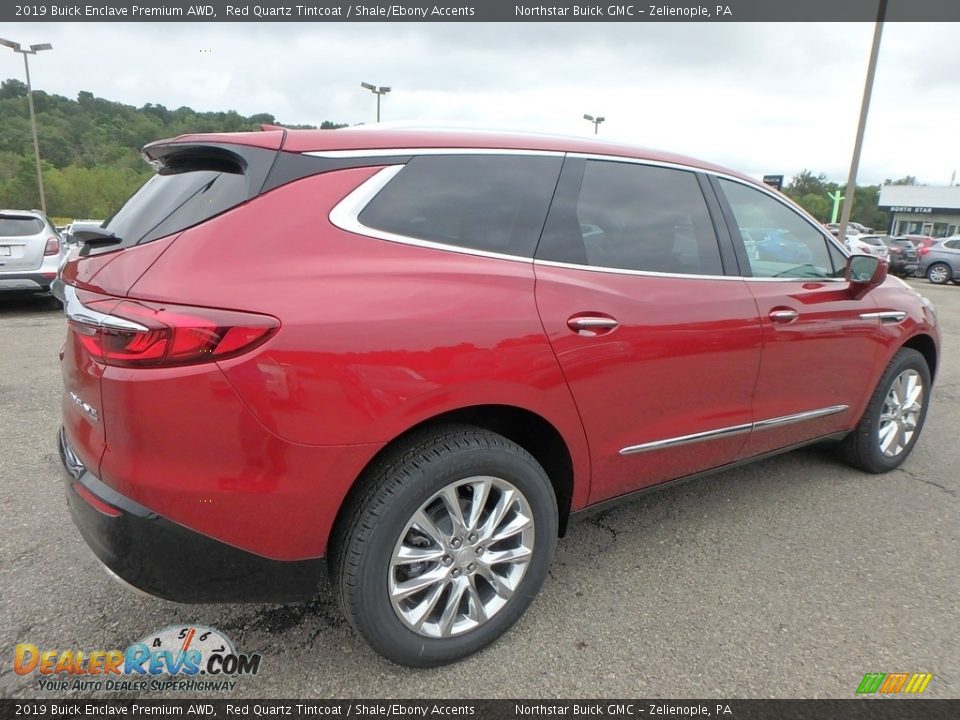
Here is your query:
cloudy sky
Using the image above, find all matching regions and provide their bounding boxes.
[4,21,959,186]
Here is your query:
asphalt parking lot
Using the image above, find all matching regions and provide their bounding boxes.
[0,280,957,700]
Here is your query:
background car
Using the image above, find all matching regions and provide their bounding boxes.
[918,236,960,284]
[0,209,65,299]
[61,220,105,246]
[845,234,889,259]
[882,236,920,277]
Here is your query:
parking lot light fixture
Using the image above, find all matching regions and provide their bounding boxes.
[1,37,52,214]
[361,81,392,122]
[583,113,605,135]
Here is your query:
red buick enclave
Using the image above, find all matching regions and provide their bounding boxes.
[57,127,939,666]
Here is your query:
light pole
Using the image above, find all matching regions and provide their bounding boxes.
[583,113,605,135]
[0,37,52,215]
[360,81,391,123]
[837,0,886,242]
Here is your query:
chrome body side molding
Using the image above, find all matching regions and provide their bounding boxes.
[620,404,850,456]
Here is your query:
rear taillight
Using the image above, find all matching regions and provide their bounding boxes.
[44,237,60,256]
[918,246,930,256]
[67,290,278,368]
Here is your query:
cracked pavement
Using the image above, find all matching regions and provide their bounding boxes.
[0,279,957,699]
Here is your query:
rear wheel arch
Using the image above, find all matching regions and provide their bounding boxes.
[327,404,577,570]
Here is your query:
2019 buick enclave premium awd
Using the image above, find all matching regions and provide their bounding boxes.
[56,127,939,667]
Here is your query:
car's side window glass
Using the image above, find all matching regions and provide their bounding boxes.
[944,240,960,250]
[358,154,563,258]
[826,240,847,276]
[537,160,723,275]
[718,179,841,279]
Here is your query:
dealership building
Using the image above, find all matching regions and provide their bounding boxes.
[878,185,960,237]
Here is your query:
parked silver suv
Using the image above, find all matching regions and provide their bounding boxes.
[0,210,65,298]
[920,236,960,285]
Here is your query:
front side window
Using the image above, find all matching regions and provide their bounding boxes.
[537,160,724,275]
[358,154,563,258]
[719,179,842,279]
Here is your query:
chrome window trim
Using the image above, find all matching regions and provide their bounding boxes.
[328,164,538,264]
[307,147,565,159]
[324,147,850,280]
[620,404,849,456]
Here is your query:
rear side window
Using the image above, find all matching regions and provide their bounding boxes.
[537,160,724,276]
[358,154,563,258]
[0,217,44,236]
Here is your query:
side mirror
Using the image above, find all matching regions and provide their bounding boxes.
[846,254,886,298]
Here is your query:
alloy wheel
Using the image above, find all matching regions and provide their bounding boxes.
[878,369,924,458]
[388,476,535,638]
[927,264,949,284]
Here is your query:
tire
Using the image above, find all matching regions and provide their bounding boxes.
[926,262,951,284]
[332,425,558,667]
[840,348,931,474]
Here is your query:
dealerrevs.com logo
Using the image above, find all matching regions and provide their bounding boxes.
[14,625,261,692]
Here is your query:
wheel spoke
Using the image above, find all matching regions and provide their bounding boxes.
[437,577,468,637]
[480,488,516,540]
[391,566,448,600]
[488,512,533,543]
[411,510,447,547]
[395,544,446,564]
[475,563,514,600]
[466,576,487,624]
[407,580,449,630]
[879,422,899,454]
[466,478,492,531]
[439,486,467,534]
[484,545,533,565]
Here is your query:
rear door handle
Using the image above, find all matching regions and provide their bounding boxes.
[769,309,799,324]
[567,315,619,335]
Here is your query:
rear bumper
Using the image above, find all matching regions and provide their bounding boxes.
[59,427,325,603]
[0,270,58,292]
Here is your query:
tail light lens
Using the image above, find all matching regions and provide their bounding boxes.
[918,246,930,256]
[69,291,278,368]
[44,237,61,256]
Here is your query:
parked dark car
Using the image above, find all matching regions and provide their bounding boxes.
[57,127,940,667]
[918,236,960,284]
[883,236,920,277]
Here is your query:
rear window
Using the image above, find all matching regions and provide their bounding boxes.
[357,154,563,258]
[103,167,248,246]
[0,217,44,236]
[93,144,276,254]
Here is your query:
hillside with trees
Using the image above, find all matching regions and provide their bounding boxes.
[0,78,345,219]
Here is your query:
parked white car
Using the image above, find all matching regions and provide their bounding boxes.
[845,234,889,259]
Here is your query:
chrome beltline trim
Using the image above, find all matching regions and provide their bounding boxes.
[620,404,849,456]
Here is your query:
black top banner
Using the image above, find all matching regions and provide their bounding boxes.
[0,700,959,720]
[5,0,960,23]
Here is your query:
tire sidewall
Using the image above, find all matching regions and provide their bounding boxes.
[926,263,950,284]
[348,439,558,667]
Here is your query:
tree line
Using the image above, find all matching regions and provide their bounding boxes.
[0,78,343,220]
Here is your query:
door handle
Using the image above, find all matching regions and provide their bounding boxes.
[567,315,619,335]
[769,309,799,324]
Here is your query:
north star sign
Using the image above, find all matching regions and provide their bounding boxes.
[889,206,934,213]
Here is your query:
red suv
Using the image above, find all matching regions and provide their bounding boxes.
[57,128,940,667]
